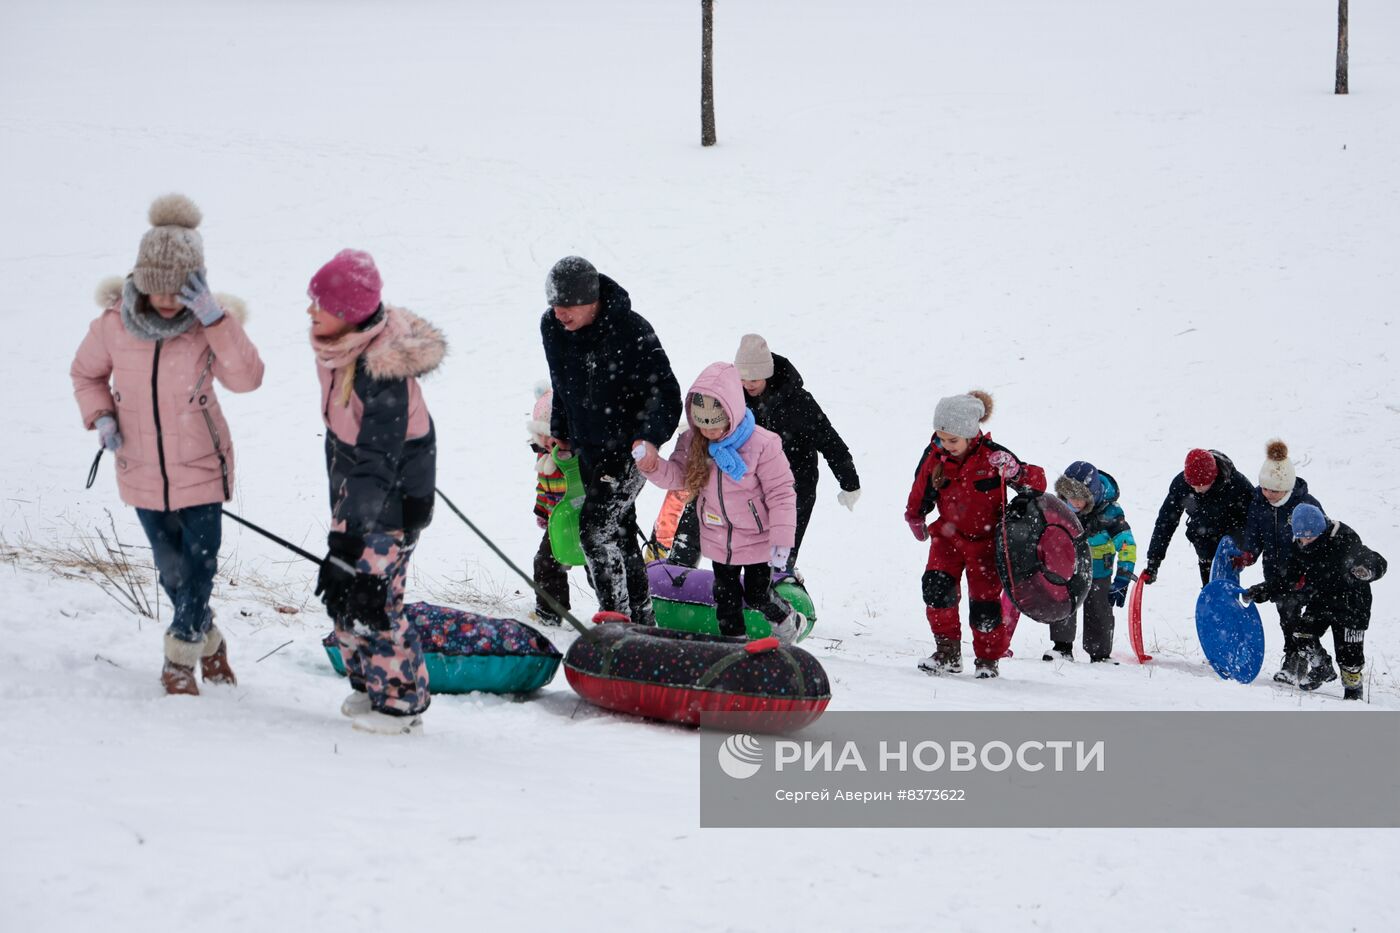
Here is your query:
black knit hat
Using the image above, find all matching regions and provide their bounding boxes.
[545,256,600,307]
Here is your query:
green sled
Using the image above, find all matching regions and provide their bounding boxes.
[648,562,817,642]
[547,449,588,567]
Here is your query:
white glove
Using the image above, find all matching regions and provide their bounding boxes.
[837,488,861,512]
[631,441,659,472]
[769,545,791,570]
[95,415,123,451]
[179,270,224,326]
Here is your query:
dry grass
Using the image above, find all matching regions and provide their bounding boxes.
[0,511,315,622]
[0,511,156,619]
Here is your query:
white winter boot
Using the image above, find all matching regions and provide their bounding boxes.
[340,692,372,718]
[352,710,424,736]
[771,611,805,646]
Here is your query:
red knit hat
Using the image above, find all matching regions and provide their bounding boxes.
[308,249,383,324]
[1184,448,1218,487]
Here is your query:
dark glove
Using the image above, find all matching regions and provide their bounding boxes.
[1140,560,1159,585]
[1244,583,1271,604]
[1231,550,1256,571]
[905,511,929,542]
[1110,574,1131,607]
[343,573,391,631]
[315,532,362,620]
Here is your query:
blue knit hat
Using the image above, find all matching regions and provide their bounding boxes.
[1290,504,1327,540]
[1055,461,1103,504]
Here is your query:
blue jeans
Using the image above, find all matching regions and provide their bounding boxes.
[135,504,222,643]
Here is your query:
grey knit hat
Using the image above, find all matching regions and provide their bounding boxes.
[734,333,775,380]
[133,194,204,295]
[545,255,600,307]
[933,391,991,438]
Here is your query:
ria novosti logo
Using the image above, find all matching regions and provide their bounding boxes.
[718,733,764,779]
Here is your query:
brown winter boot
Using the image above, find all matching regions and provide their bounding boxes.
[199,625,237,686]
[918,635,963,675]
[974,657,1000,679]
[162,633,202,696]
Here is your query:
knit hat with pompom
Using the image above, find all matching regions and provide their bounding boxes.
[1258,439,1296,493]
[133,194,204,295]
[933,389,993,439]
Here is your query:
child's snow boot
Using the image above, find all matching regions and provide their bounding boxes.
[1272,648,1305,685]
[1042,642,1074,663]
[529,609,562,627]
[1089,655,1119,665]
[161,633,202,696]
[1341,666,1364,701]
[771,611,805,646]
[352,710,423,736]
[918,635,962,675]
[341,692,373,718]
[199,624,237,687]
[974,657,1000,679]
[1298,646,1338,692]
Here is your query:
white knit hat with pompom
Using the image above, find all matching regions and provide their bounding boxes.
[1258,439,1296,493]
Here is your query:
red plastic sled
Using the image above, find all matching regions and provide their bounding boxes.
[1127,575,1152,663]
[1000,592,1020,658]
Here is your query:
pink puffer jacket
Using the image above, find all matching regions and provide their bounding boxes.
[70,277,264,512]
[643,362,796,566]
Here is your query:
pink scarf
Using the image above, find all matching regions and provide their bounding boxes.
[311,315,388,370]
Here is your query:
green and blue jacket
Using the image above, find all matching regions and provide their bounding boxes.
[1078,472,1136,581]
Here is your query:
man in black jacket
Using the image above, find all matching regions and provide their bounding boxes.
[1142,448,1253,587]
[540,256,682,625]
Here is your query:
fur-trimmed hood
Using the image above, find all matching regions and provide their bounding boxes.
[362,306,446,380]
[96,274,249,325]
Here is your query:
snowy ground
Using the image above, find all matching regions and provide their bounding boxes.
[2,1,1398,930]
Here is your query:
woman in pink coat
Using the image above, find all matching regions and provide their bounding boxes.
[637,362,803,643]
[70,194,264,695]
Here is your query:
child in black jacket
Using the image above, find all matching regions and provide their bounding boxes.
[1246,504,1386,699]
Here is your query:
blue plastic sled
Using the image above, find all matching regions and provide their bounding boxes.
[1195,536,1265,683]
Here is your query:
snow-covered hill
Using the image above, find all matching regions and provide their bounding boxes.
[2,1,1397,930]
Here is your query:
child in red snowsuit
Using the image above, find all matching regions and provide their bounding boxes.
[904,391,1046,678]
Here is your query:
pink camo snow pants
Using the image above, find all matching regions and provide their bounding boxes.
[332,529,430,716]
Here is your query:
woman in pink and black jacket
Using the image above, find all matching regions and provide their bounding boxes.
[70,194,264,696]
[306,249,446,735]
[637,362,803,643]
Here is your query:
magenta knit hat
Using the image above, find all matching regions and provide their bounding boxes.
[308,249,383,324]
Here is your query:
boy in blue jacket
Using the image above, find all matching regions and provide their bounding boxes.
[1047,461,1136,663]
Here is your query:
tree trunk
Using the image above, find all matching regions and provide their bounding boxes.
[701,0,716,146]
[1335,0,1349,94]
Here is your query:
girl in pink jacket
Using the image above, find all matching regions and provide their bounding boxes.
[70,195,264,696]
[306,249,445,736]
[637,362,803,643]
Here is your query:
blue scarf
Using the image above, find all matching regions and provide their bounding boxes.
[708,409,755,482]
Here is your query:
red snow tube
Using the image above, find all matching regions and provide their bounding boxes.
[564,622,831,733]
[995,491,1092,624]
